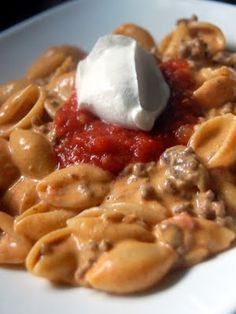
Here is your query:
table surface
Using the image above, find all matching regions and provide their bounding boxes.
[0,0,235,32]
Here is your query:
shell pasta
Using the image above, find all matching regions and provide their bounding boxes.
[0,17,236,294]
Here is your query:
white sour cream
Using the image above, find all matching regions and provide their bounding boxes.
[76,35,170,131]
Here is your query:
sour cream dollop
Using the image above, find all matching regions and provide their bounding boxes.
[76,35,170,131]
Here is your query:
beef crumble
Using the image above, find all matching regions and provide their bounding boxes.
[160,145,209,194]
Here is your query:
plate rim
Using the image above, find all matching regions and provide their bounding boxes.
[0,1,236,314]
[1,0,236,40]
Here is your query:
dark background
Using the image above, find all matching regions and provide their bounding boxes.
[0,0,67,31]
[0,0,235,32]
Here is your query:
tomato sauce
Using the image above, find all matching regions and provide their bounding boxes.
[54,59,202,174]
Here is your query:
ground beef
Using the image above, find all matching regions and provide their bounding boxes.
[121,162,155,178]
[172,202,192,214]
[194,190,226,220]
[212,51,236,68]
[179,38,211,60]
[160,145,209,195]
[139,183,157,200]
[177,15,198,25]
[175,15,212,62]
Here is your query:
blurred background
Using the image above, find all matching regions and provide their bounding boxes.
[0,0,235,31]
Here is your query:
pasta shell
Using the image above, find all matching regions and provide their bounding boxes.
[159,20,226,60]
[0,78,31,105]
[24,203,234,291]
[0,138,19,190]
[113,23,156,51]
[44,71,75,118]
[195,217,235,251]
[0,84,45,137]
[26,45,86,81]
[26,224,175,291]
[194,66,234,86]
[9,129,56,179]
[184,217,235,266]
[155,213,235,267]
[76,202,167,227]
[37,164,113,210]
[158,32,173,55]
[2,176,39,216]
[67,215,155,244]
[103,173,169,221]
[26,228,78,284]
[86,240,177,294]
[159,22,189,59]
[193,71,236,108]
[0,211,31,264]
[25,200,159,288]
[210,169,236,217]
[15,202,75,242]
[190,114,236,168]
[189,21,226,54]
[46,71,75,102]
[49,56,76,83]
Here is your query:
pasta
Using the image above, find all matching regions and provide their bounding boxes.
[159,17,226,61]
[2,176,39,216]
[193,67,236,108]
[37,164,113,209]
[0,84,45,137]
[0,16,236,295]
[190,113,236,168]
[9,129,56,179]
[113,23,156,51]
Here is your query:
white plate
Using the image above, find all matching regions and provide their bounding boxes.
[0,0,236,313]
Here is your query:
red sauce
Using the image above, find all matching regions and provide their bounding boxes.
[54,59,202,174]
